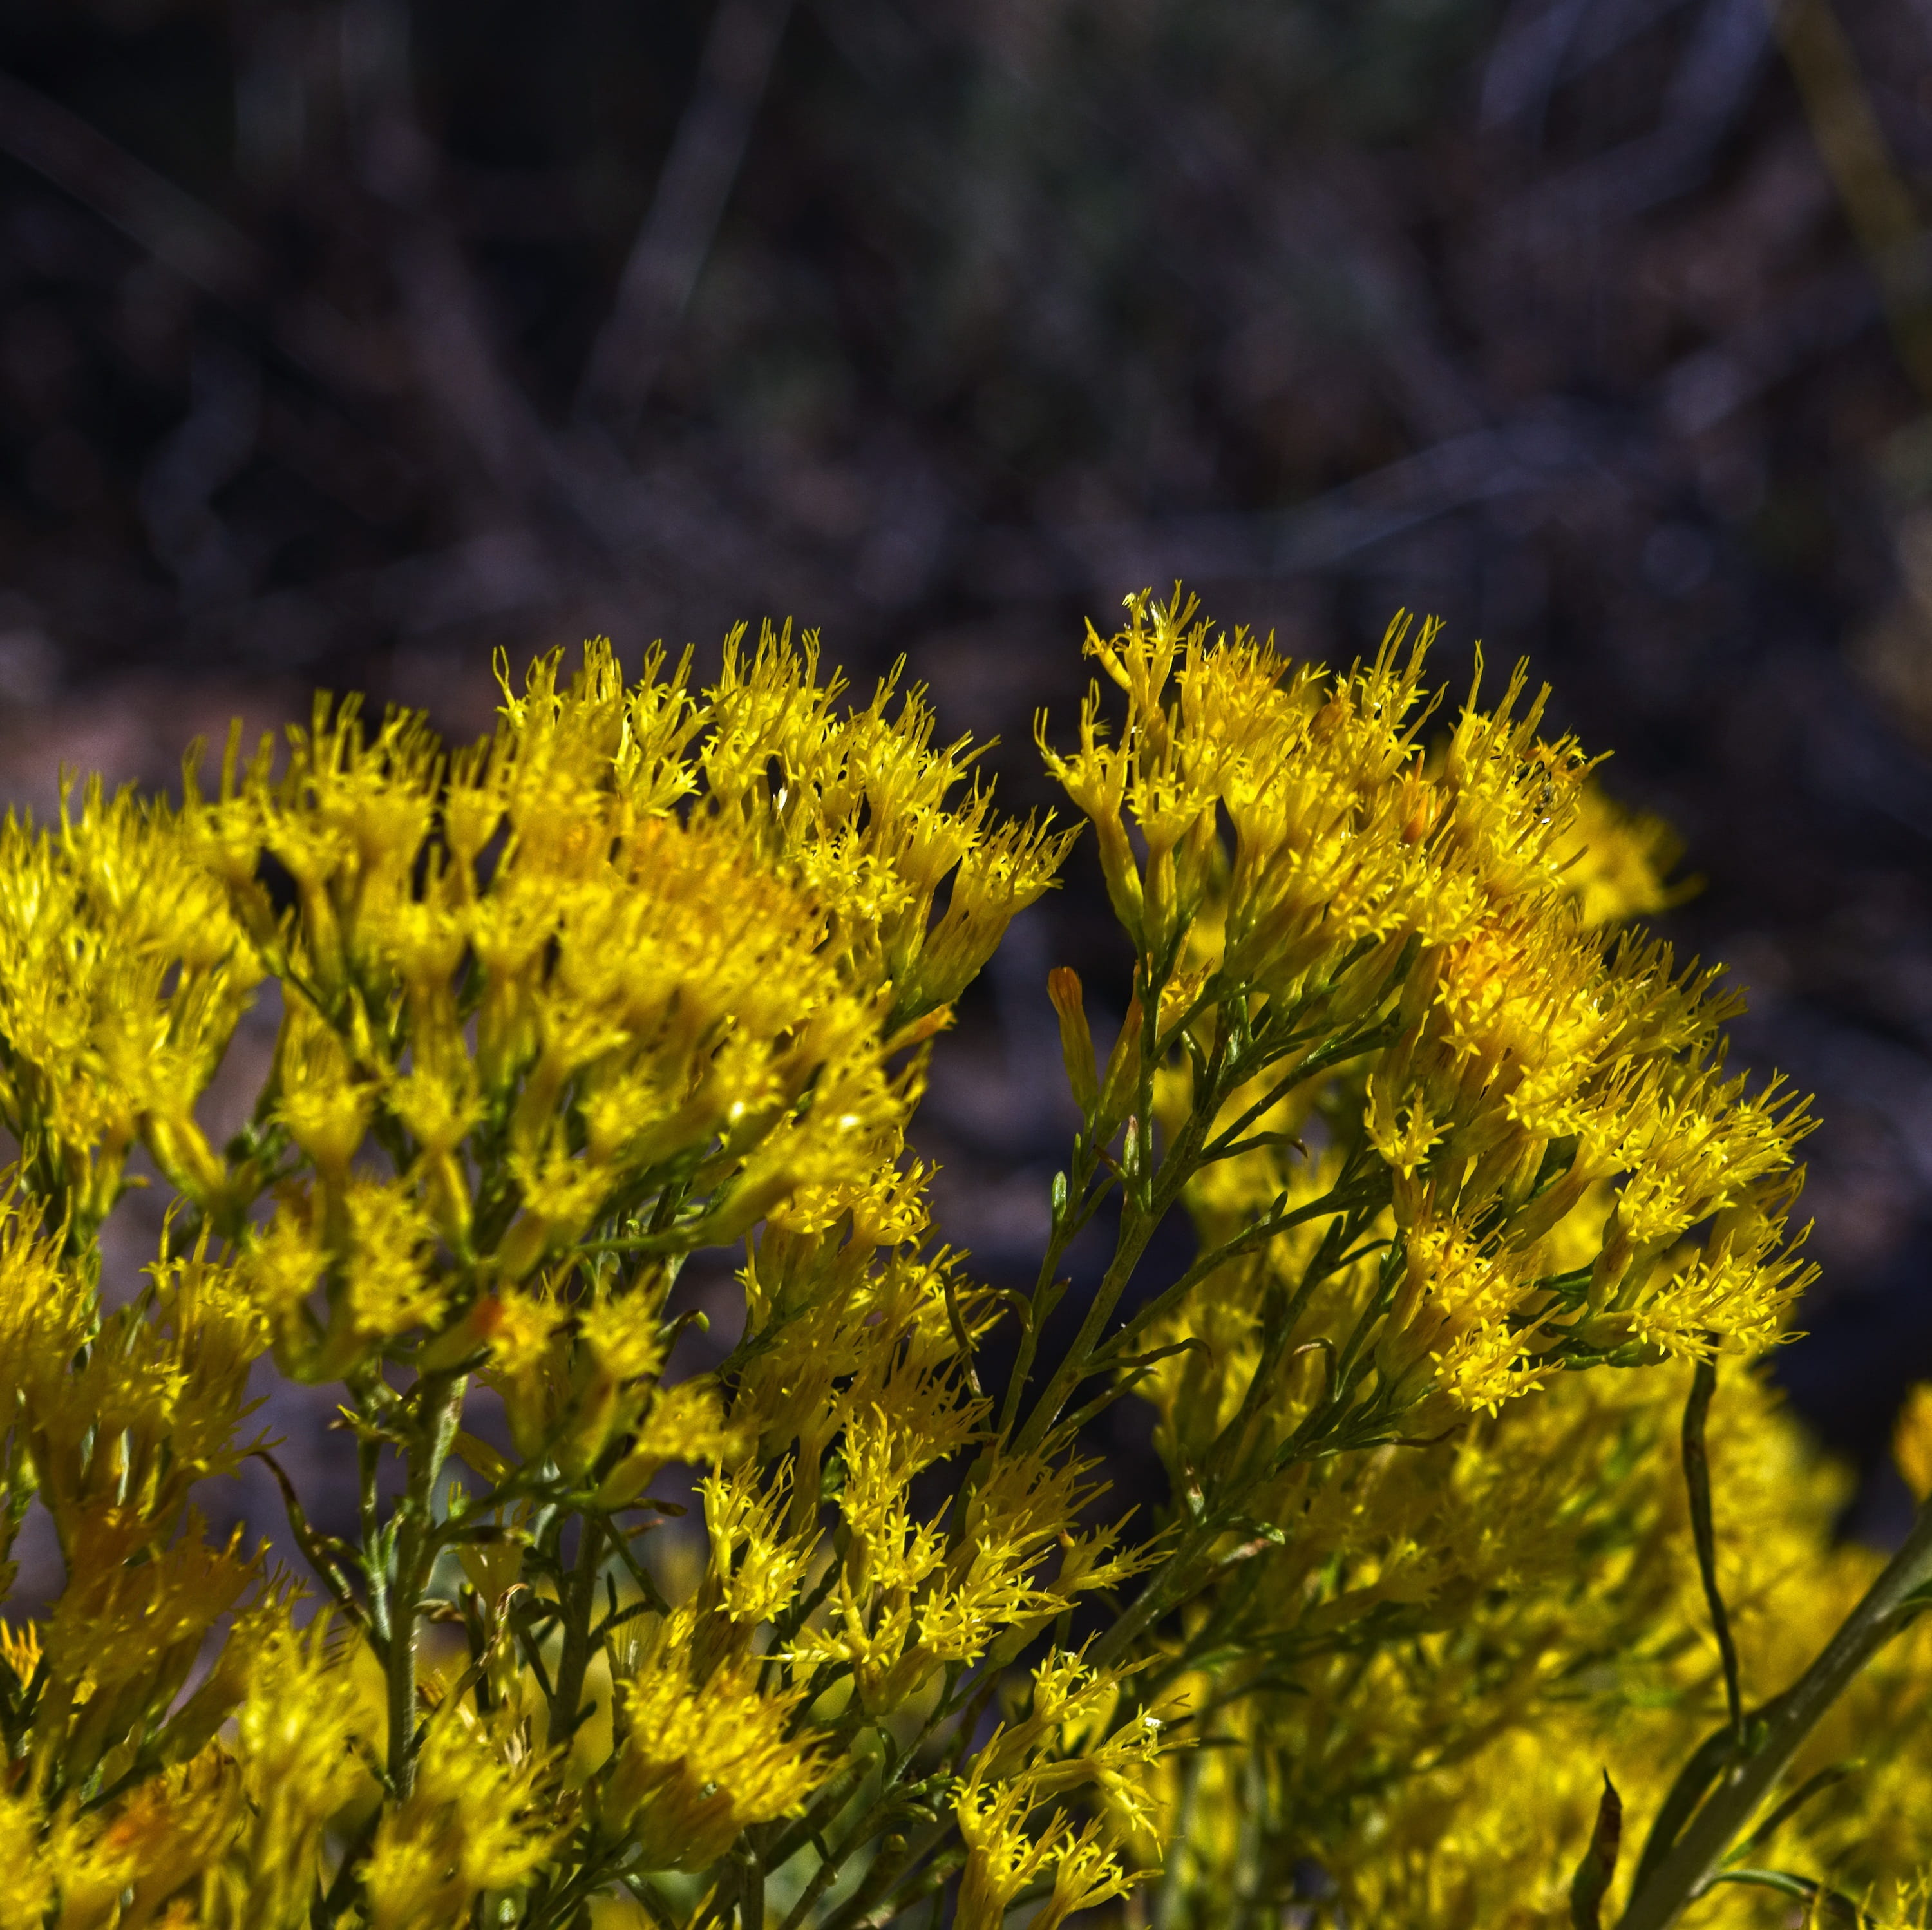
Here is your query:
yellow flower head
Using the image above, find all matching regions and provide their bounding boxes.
[605,1607,828,1871]
[364,1700,562,1930]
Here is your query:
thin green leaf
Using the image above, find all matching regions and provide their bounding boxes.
[1683,1356,1744,1744]
[1700,1869,1872,1925]
[1727,1762,1858,1866]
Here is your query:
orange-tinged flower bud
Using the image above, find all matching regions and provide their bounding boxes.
[1047,967,1101,1117]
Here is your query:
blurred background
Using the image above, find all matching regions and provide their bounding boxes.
[4,0,1932,1553]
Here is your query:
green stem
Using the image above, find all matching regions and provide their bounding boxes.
[386,1371,467,1797]
[778,1707,954,1930]
[1194,1202,1372,1497]
[1615,1495,1932,1930]
[1008,1032,1226,1462]
[549,1515,606,1750]
[759,1752,876,1880]
[817,1830,915,1930]
[359,1431,389,1652]
[996,1138,1110,1439]
[733,1840,765,1930]
[1088,1519,1218,1674]
[1007,1200,1161,1462]
[1088,1176,1374,1390]
[1681,1358,1743,1745]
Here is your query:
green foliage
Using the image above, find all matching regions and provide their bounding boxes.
[0,588,1922,1927]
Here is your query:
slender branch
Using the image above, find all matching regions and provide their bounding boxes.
[0,69,260,301]
[759,1752,876,1879]
[548,1515,607,1749]
[359,1431,390,1652]
[251,1448,371,1634]
[1007,1002,1229,1460]
[1086,1519,1218,1674]
[576,0,798,430]
[385,1371,468,1797]
[1092,1174,1383,1390]
[1616,1496,1932,1930]
[995,1140,1111,1437]
[1770,0,1932,400]
[1197,1213,1358,1496]
[777,1704,956,1930]
[1154,1729,1208,1930]
[1681,1357,1743,1745]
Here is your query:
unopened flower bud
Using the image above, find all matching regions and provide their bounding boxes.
[1047,967,1100,1116]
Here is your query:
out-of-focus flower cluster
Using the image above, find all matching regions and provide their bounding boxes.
[0,590,1917,1927]
[1144,1360,1932,1930]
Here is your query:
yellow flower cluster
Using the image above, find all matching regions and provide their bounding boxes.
[601,1606,823,1873]
[1146,1363,1932,1929]
[0,623,1137,1925]
[0,587,1917,1929]
[1045,589,1813,1436]
[1054,595,1924,1929]
[0,778,260,1241]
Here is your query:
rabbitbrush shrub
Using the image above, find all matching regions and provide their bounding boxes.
[3,587,1932,1929]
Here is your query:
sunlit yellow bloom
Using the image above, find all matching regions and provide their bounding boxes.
[363,1700,561,1930]
[953,1775,1063,1930]
[0,596,1892,1928]
[604,1607,828,1871]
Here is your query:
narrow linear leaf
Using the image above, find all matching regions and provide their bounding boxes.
[1700,1868,1871,1925]
[1683,1355,1745,1743]
[1728,1761,1858,1867]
